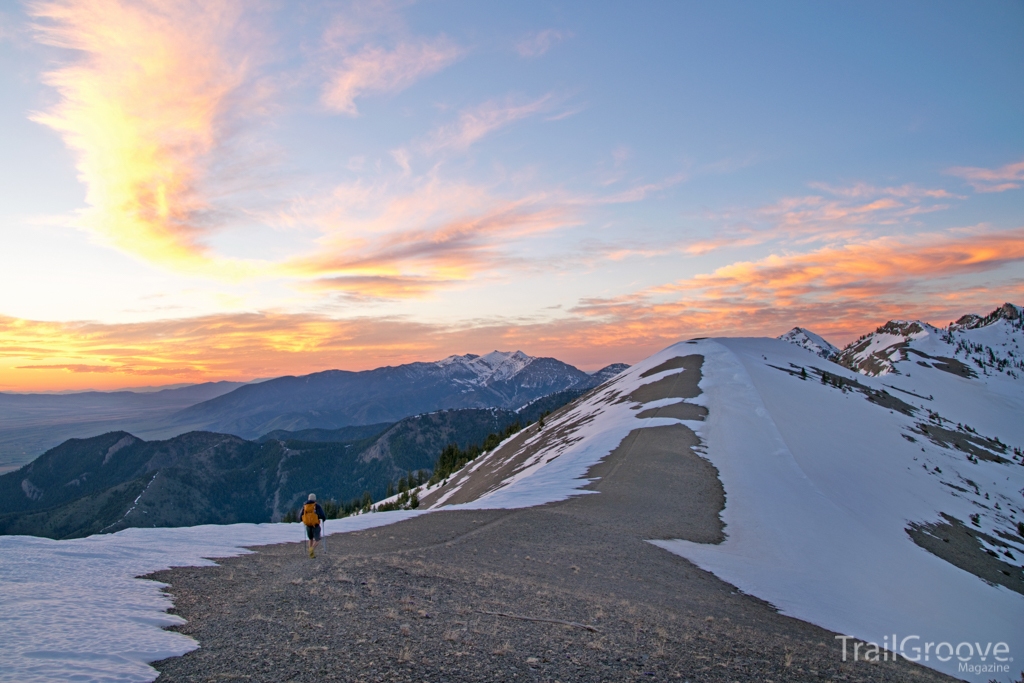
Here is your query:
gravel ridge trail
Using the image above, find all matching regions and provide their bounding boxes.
[149,356,954,682]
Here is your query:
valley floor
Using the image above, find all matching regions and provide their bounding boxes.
[150,418,953,682]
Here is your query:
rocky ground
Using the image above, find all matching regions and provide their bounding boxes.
[149,355,955,682]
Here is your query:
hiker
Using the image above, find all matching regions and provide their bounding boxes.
[302,493,326,558]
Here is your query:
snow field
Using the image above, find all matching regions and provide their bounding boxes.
[0,512,423,683]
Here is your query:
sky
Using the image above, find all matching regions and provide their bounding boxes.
[0,0,1022,392]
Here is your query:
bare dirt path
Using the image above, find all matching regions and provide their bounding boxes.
[150,356,953,682]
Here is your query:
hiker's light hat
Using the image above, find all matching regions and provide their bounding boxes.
[308,493,316,501]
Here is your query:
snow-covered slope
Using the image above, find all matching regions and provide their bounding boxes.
[778,326,839,358]
[657,339,1023,682]
[419,329,1024,681]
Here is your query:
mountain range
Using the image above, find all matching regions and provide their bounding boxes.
[3,303,1020,557]
[0,382,604,539]
[0,381,247,474]
[0,352,627,473]
[163,351,627,439]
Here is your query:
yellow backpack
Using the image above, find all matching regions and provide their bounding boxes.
[301,502,319,526]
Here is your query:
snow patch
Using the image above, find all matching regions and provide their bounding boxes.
[0,512,423,683]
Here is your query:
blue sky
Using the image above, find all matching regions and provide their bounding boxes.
[0,0,1022,390]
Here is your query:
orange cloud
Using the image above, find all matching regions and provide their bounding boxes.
[28,0,263,274]
[946,159,1024,193]
[302,274,450,300]
[273,165,692,301]
[680,228,1024,300]
[276,177,578,297]
[5,227,1021,392]
[0,312,443,391]
[579,227,1024,345]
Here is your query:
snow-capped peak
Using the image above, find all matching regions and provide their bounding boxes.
[469,350,534,382]
[834,320,941,376]
[834,304,1024,380]
[778,327,839,359]
[951,302,1023,331]
[435,350,535,384]
[940,304,1024,380]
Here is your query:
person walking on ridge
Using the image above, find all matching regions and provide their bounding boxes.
[302,493,326,558]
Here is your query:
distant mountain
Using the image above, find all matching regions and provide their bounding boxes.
[0,387,592,539]
[0,431,283,539]
[833,303,1023,378]
[162,351,618,440]
[0,381,247,474]
[778,327,839,359]
[0,355,628,473]
[588,362,631,385]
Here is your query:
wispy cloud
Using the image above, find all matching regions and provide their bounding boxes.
[684,181,957,255]
[303,274,445,300]
[762,182,954,232]
[390,147,411,175]
[592,172,688,204]
[946,159,1024,193]
[284,187,577,296]
[806,182,956,200]
[515,29,569,58]
[27,0,266,273]
[321,37,463,115]
[423,94,555,152]
[14,362,218,377]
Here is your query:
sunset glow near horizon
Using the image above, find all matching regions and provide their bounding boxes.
[1,1,1022,392]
